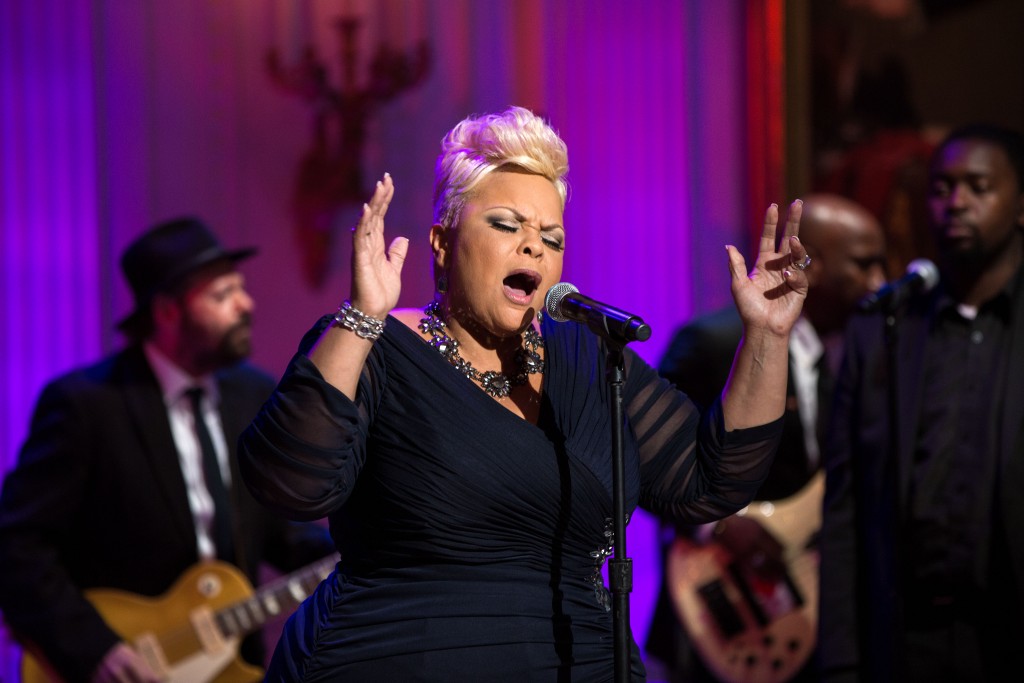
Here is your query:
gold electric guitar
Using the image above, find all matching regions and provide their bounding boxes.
[21,554,338,683]
[667,472,823,683]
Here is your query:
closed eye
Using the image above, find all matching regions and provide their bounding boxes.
[490,218,563,251]
[542,232,564,251]
[928,179,951,198]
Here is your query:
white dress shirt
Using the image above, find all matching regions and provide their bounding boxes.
[788,316,824,470]
[143,343,232,561]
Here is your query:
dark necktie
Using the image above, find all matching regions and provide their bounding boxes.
[185,387,234,562]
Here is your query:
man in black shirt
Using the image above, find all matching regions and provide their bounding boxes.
[818,124,1024,682]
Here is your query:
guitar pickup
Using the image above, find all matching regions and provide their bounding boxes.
[134,633,172,678]
[191,605,229,654]
[696,579,745,638]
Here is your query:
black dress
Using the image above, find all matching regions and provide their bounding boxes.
[239,313,781,682]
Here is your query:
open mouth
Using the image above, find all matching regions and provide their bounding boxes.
[503,270,542,303]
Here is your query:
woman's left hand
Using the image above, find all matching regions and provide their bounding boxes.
[726,200,808,338]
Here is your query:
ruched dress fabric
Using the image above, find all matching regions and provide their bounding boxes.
[239,314,782,682]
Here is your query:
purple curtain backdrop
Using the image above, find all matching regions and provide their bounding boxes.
[1,0,103,463]
[1,1,751,677]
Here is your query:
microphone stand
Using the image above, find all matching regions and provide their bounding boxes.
[606,342,632,683]
[882,309,906,672]
[545,285,650,681]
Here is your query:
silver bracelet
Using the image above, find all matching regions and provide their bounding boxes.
[333,300,386,341]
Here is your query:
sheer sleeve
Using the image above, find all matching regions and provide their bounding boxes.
[238,316,386,521]
[622,349,782,525]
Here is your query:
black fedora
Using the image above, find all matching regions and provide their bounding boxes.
[117,216,257,331]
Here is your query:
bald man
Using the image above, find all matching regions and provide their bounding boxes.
[645,194,887,683]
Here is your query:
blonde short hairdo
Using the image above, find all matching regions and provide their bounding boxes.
[433,106,570,229]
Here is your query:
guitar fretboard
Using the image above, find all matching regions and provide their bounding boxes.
[215,554,338,638]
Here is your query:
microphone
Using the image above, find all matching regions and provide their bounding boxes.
[858,258,940,313]
[544,282,651,343]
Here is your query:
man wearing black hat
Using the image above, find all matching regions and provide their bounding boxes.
[0,218,334,682]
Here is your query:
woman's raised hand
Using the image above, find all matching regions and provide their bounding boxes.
[349,173,409,319]
[726,199,808,338]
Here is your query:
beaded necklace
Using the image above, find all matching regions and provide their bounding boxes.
[419,301,544,398]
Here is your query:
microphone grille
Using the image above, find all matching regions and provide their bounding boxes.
[544,282,579,322]
[907,258,940,292]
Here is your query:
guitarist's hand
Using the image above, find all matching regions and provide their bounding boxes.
[713,515,787,582]
[90,643,162,683]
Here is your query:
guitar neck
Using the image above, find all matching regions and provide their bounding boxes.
[215,554,337,639]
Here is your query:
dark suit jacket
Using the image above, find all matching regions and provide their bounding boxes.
[646,305,819,674]
[657,305,817,500]
[817,277,1024,682]
[0,346,333,681]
